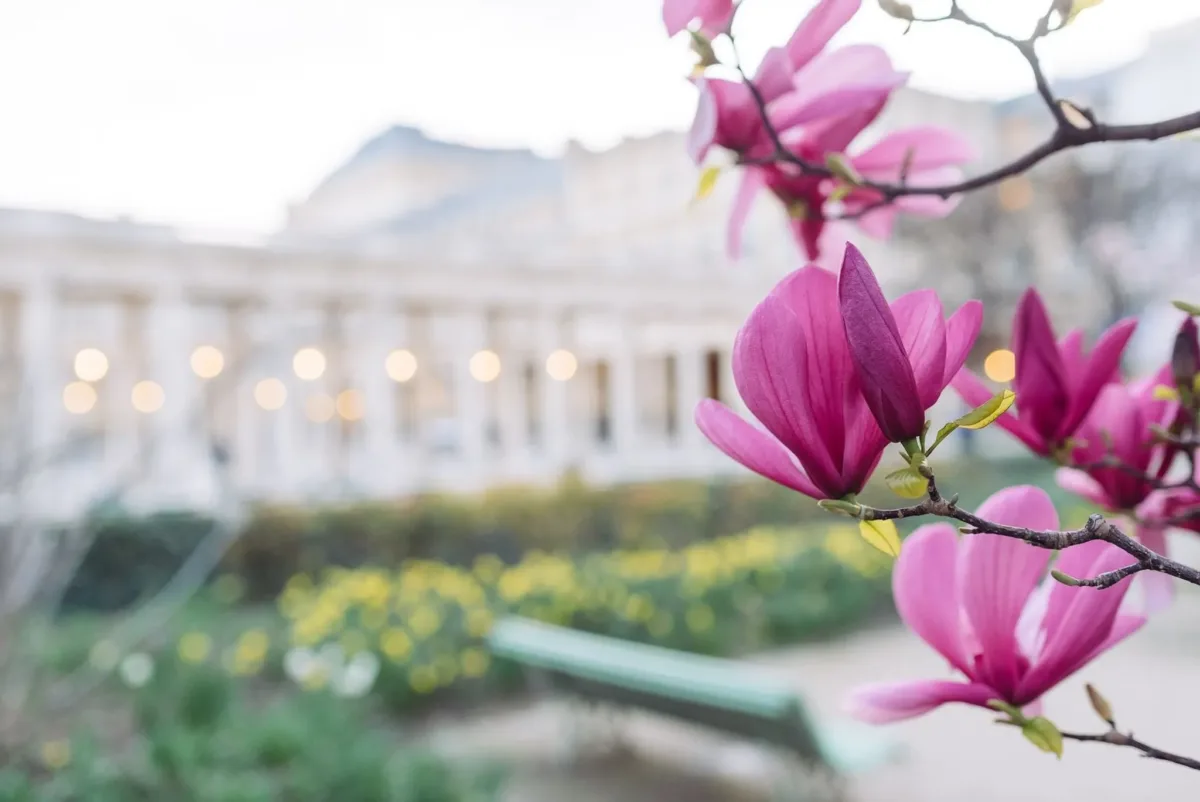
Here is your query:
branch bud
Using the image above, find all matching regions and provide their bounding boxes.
[1085,683,1115,727]
[1172,318,1200,400]
[688,30,720,70]
[825,153,864,187]
[817,499,863,517]
[1050,569,1083,586]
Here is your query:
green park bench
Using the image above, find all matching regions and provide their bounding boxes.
[487,616,902,799]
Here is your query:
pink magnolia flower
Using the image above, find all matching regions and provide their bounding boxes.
[695,246,981,500]
[726,121,975,261]
[953,288,1137,459]
[1056,371,1177,513]
[688,2,903,166]
[663,0,735,38]
[846,486,1150,724]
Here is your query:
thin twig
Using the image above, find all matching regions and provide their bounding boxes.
[1059,729,1200,772]
[731,0,1200,202]
[856,469,1200,589]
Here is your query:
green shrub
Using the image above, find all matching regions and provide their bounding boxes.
[61,459,1058,610]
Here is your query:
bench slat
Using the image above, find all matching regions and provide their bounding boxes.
[488,617,799,720]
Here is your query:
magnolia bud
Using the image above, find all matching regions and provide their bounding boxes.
[1085,683,1115,727]
[1172,318,1200,393]
[818,499,863,517]
[1050,569,1083,587]
[688,30,720,70]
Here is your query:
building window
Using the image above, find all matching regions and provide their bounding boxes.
[594,359,611,444]
[523,360,539,445]
[704,350,723,403]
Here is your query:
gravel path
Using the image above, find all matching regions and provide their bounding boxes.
[426,576,1200,801]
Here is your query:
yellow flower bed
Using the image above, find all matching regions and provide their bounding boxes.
[277,524,892,709]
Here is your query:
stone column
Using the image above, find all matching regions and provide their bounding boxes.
[349,302,399,496]
[496,315,527,468]
[454,309,489,485]
[17,277,61,516]
[248,299,300,500]
[104,299,140,482]
[144,286,200,503]
[537,314,571,473]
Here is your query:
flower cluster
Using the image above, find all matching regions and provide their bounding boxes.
[693,237,1199,726]
[667,0,974,265]
[276,524,892,707]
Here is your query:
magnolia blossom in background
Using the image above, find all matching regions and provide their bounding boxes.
[695,244,980,500]
[663,0,735,38]
[673,0,974,262]
[953,288,1136,459]
[846,486,1150,724]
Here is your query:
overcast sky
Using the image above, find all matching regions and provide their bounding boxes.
[0,0,1193,234]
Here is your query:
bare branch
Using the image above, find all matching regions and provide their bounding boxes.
[1059,729,1200,772]
[730,1,1200,203]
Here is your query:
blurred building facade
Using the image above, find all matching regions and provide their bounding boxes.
[2,21,1198,519]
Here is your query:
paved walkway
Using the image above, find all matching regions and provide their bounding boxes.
[426,575,1200,801]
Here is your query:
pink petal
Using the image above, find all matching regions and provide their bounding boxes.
[942,301,984,386]
[845,679,998,724]
[686,80,720,165]
[852,205,897,239]
[770,45,906,134]
[1061,318,1137,439]
[806,95,890,153]
[733,266,846,494]
[1012,289,1070,443]
[725,167,764,259]
[852,127,978,176]
[1016,544,1141,702]
[959,486,1058,697]
[753,46,797,103]
[1054,467,1110,509]
[664,0,735,37]
[1058,329,1085,389]
[694,399,824,498]
[890,289,948,409]
[893,523,970,674]
[951,370,1045,454]
[786,0,862,69]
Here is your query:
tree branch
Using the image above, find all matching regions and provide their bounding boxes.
[1059,729,1200,772]
[852,468,1200,589]
[731,1,1200,202]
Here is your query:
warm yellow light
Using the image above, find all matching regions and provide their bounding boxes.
[131,380,165,413]
[998,176,1034,212]
[336,389,364,421]
[545,349,578,381]
[292,347,326,381]
[984,349,1017,383]
[305,393,334,422]
[385,349,418,382]
[63,381,97,414]
[74,348,109,382]
[468,350,501,383]
[254,378,287,410]
[190,345,225,379]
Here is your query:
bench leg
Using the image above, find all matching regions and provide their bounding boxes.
[560,699,632,765]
